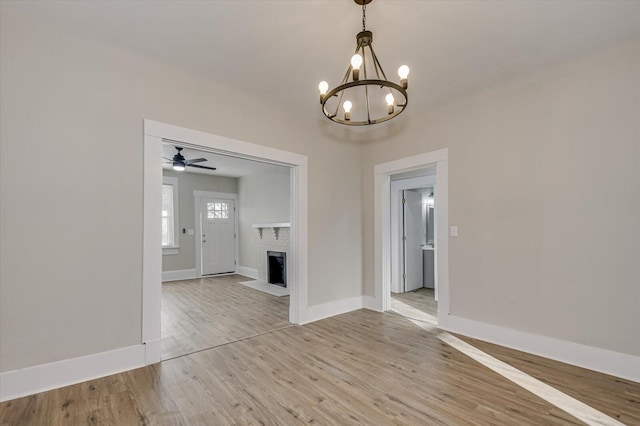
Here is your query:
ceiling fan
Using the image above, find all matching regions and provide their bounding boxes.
[164,147,217,172]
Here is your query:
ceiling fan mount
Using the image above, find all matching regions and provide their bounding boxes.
[163,146,217,172]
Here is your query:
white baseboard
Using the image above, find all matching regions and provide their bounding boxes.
[299,296,365,325]
[144,338,162,365]
[236,265,258,280]
[439,315,640,384]
[362,295,382,311]
[162,268,197,282]
[0,344,146,402]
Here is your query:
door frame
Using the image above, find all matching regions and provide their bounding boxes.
[373,148,449,324]
[390,175,436,294]
[143,119,308,365]
[194,191,239,278]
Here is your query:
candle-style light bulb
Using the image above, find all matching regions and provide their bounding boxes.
[318,81,329,103]
[385,93,395,114]
[398,65,410,89]
[343,100,352,121]
[351,54,363,81]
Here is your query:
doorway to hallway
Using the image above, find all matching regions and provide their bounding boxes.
[373,148,449,326]
[389,173,438,324]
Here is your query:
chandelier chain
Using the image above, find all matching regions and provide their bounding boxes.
[362,3,366,31]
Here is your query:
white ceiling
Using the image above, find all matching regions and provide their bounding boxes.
[4,1,640,120]
[162,143,284,178]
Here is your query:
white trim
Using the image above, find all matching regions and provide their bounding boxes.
[143,120,308,366]
[162,268,198,282]
[193,191,238,278]
[298,296,365,325]
[162,247,179,255]
[0,344,145,402]
[390,175,437,294]
[289,162,308,324]
[144,339,161,366]
[362,295,382,311]
[373,149,449,319]
[142,133,163,361]
[439,315,640,384]
[237,265,258,280]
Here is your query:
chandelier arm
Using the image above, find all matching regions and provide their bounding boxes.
[334,86,346,119]
[361,42,367,80]
[367,45,382,81]
[368,45,394,97]
[368,43,389,82]
[361,45,372,123]
[365,84,371,124]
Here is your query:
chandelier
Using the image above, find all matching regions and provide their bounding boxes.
[318,0,410,126]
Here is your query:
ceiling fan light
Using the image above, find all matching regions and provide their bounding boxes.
[173,162,185,171]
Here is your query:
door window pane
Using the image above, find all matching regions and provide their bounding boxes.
[207,201,230,221]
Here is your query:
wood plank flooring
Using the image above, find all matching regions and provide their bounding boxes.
[455,335,640,425]
[162,274,290,359]
[392,287,438,317]
[2,309,638,425]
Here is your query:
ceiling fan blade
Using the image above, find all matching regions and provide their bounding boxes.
[163,157,173,161]
[188,164,217,171]
[184,158,207,164]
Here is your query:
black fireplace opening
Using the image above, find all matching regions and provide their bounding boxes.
[267,251,287,288]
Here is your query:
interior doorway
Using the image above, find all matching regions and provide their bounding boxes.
[160,142,295,360]
[389,173,438,323]
[143,119,309,366]
[373,148,449,327]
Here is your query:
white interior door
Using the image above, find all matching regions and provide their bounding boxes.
[201,198,236,275]
[403,190,423,292]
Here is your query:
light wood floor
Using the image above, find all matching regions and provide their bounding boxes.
[391,287,438,317]
[2,309,639,425]
[162,274,290,359]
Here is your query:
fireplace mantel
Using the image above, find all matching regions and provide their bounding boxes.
[252,222,291,240]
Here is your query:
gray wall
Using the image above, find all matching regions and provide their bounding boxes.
[238,167,291,270]
[162,170,237,272]
[0,11,363,372]
[362,37,640,357]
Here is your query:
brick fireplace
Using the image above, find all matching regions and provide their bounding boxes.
[254,224,290,286]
